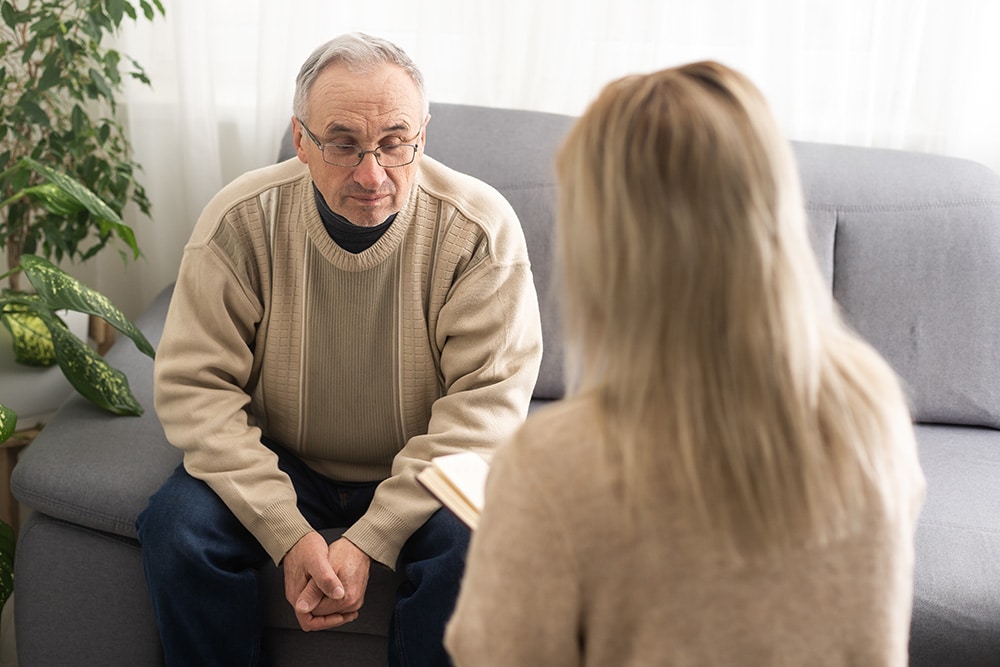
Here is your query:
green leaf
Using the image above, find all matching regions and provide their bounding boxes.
[37,63,63,91]
[44,312,143,415]
[29,14,60,37]
[139,0,154,20]
[17,97,50,128]
[18,183,86,217]
[21,254,155,359]
[18,157,124,226]
[0,518,14,612]
[106,0,125,25]
[88,67,114,100]
[1,2,16,30]
[21,34,38,63]
[87,8,112,35]
[103,49,122,83]
[71,103,87,135]
[0,305,56,366]
[127,69,151,86]
[0,404,17,444]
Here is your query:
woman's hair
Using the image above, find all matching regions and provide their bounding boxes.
[555,61,911,559]
[293,32,429,122]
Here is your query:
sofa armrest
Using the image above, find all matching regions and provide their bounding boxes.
[11,284,179,539]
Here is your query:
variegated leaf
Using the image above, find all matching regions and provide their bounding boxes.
[16,182,86,217]
[21,254,155,359]
[18,157,123,225]
[0,404,16,444]
[0,304,57,366]
[44,312,143,415]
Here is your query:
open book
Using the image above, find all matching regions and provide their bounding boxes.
[417,452,490,530]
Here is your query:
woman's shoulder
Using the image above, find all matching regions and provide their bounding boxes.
[519,394,600,444]
[496,394,607,486]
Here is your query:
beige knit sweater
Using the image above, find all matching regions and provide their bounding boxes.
[446,394,925,666]
[153,156,543,568]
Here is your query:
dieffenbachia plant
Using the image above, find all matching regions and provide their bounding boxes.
[1,253,155,416]
[1,153,155,419]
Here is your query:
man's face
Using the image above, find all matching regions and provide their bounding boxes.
[294,62,427,228]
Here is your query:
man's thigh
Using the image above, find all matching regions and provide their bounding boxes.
[137,463,269,569]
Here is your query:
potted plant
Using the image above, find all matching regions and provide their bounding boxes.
[0,0,165,618]
[0,163,157,614]
[0,250,155,616]
[1,0,166,289]
[1,0,164,421]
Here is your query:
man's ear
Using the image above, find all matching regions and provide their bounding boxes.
[292,116,308,164]
[420,113,431,152]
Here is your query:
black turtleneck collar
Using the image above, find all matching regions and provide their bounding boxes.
[313,184,396,254]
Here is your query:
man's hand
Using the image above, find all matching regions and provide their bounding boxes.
[283,531,372,632]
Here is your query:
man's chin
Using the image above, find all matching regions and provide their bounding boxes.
[335,210,378,228]
[341,201,396,228]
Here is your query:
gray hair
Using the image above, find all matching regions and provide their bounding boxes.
[292,32,428,122]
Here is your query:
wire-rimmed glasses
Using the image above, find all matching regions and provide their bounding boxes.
[297,118,421,168]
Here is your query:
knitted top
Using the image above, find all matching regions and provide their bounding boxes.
[153,156,543,568]
[446,393,925,666]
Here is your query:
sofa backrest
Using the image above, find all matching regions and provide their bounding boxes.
[794,142,1000,429]
[424,103,573,401]
[282,103,1000,430]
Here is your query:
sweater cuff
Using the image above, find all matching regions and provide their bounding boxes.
[343,504,419,570]
[252,499,314,566]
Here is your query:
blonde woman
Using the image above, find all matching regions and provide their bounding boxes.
[445,61,925,666]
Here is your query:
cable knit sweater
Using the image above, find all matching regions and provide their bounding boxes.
[153,156,543,568]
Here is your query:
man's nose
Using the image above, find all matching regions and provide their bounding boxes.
[353,151,388,190]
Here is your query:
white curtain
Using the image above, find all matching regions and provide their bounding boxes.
[88,0,1000,317]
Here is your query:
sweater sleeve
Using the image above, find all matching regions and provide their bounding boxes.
[343,242,544,568]
[154,242,313,565]
[445,434,582,667]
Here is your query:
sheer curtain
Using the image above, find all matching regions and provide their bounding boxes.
[92,0,1000,316]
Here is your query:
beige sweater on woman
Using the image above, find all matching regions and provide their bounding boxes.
[154,157,542,568]
[446,394,925,666]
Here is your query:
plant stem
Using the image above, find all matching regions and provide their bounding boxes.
[4,245,22,292]
[0,265,23,283]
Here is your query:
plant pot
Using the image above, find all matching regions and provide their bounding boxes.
[0,310,90,430]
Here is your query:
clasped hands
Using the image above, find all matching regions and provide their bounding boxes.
[283,531,372,632]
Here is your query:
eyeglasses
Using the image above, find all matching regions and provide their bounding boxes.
[297,118,422,168]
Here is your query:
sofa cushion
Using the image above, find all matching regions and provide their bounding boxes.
[14,513,164,666]
[909,424,1000,664]
[795,143,1000,429]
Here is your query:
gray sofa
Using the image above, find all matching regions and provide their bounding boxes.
[11,102,1000,666]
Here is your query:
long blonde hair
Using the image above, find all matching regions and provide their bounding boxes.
[556,61,911,558]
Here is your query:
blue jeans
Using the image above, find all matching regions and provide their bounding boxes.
[136,438,469,666]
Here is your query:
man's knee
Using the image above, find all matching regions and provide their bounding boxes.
[137,466,236,551]
[402,509,471,570]
[425,509,472,552]
[137,465,267,576]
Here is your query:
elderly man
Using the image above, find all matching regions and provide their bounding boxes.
[136,32,542,666]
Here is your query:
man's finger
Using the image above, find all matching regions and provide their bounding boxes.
[295,576,345,614]
[295,609,360,632]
